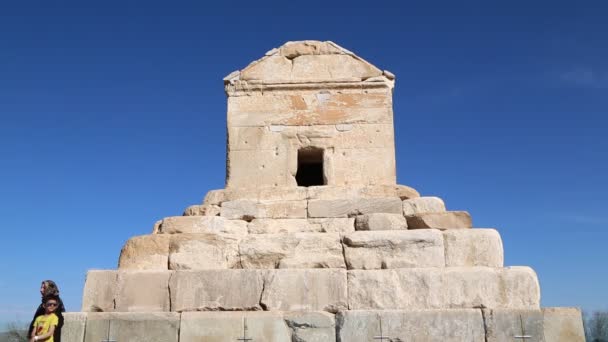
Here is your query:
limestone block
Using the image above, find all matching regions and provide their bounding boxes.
[159,216,247,235]
[151,219,162,234]
[279,41,343,58]
[62,312,87,342]
[291,54,382,81]
[228,123,394,151]
[206,187,308,203]
[182,204,221,216]
[203,189,226,205]
[227,149,296,188]
[336,310,485,342]
[443,229,504,267]
[118,234,171,270]
[81,270,117,312]
[306,184,419,200]
[221,199,307,220]
[391,184,420,200]
[343,230,444,269]
[483,309,545,342]
[83,312,179,342]
[227,92,392,127]
[169,270,264,311]
[355,213,408,231]
[348,267,540,310]
[308,197,402,218]
[239,233,345,269]
[261,269,348,312]
[501,266,541,309]
[325,147,396,186]
[240,55,293,82]
[407,211,472,229]
[284,311,336,342]
[179,312,291,342]
[248,218,354,234]
[543,307,585,342]
[402,196,446,216]
[114,271,172,312]
[168,233,242,270]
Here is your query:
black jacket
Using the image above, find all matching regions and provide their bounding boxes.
[28,297,65,342]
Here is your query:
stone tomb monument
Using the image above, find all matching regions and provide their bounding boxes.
[64,41,584,341]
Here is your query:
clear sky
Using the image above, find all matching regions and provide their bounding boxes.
[1,1,607,327]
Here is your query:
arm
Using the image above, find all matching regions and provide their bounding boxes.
[32,324,55,342]
[28,304,44,337]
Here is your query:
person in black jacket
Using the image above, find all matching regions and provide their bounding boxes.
[28,280,65,342]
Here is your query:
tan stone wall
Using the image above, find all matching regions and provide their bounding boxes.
[226,88,396,188]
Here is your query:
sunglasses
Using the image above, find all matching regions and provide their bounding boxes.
[46,302,58,307]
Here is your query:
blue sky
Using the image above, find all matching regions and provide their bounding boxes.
[1,1,607,327]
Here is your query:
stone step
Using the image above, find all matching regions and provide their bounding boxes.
[343,230,445,269]
[201,184,420,205]
[62,308,584,342]
[83,266,535,313]
[407,211,473,229]
[348,266,540,310]
[82,269,348,313]
[248,217,354,234]
[119,229,504,271]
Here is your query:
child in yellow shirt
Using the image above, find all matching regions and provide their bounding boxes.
[30,295,59,342]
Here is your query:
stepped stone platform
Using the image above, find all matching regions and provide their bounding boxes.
[64,41,584,341]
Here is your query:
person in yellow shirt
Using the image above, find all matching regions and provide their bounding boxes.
[30,295,59,342]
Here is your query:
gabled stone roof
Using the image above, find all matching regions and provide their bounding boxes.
[224,41,395,85]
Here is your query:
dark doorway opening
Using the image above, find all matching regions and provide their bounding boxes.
[296,147,325,187]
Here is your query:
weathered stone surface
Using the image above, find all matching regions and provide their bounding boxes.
[170,270,264,311]
[543,307,585,342]
[206,185,418,204]
[443,229,503,267]
[279,40,343,58]
[402,196,446,216]
[229,124,394,152]
[159,216,247,235]
[240,50,382,83]
[355,213,407,231]
[248,218,354,234]
[325,147,396,186]
[306,184,418,200]
[308,197,402,218]
[228,91,392,127]
[227,148,296,188]
[81,270,117,312]
[343,230,444,269]
[348,267,540,310]
[114,271,172,312]
[239,233,345,269]
[151,219,162,234]
[118,234,171,270]
[336,310,485,342]
[168,233,242,270]
[62,312,87,342]
[178,311,334,342]
[407,211,472,229]
[483,309,545,342]
[221,199,307,219]
[285,311,336,342]
[261,269,348,312]
[179,312,291,342]
[182,204,221,216]
[84,312,179,342]
[205,187,309,204]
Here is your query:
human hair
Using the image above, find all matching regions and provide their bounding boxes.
[42,280,60,297]
[43,294,59,304]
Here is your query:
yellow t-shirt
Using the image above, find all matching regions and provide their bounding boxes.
[33,313,58,342]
